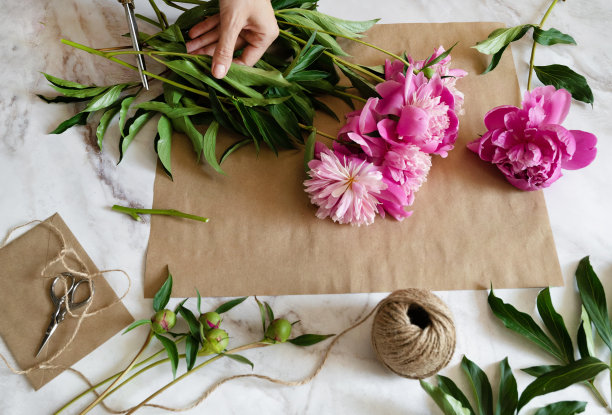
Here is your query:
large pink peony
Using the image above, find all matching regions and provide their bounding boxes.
[304,144,386,226]
[468,86,597,191]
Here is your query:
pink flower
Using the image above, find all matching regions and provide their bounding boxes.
[304,145,386,226]
[468,86,597,191]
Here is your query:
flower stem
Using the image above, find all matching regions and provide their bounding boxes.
[527,0,559,90]
[79,332,154,415]
[584,379,610,409]
[125,342,269,414]
[333,89,367,103]
[278,29,385,84]
[298,124,336,140]
[276,17,410,67]
[111,205,209,223]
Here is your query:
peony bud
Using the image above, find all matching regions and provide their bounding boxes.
[199,312,222,332]
[205,328,229,353]
[265,318,292,343]
[151,309,176,334]
[421,67,435,79]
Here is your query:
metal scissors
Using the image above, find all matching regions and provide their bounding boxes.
[119,0,149,90]
[35,273,94,357]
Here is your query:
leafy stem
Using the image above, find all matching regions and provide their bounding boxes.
[125,341,269,414]
[298,123,337,141]
[111,205,209,223]
[278,29,385,83]
[527,0,560,90]
[80,331,154,415]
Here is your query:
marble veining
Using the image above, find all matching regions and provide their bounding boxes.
[1,0,611,414]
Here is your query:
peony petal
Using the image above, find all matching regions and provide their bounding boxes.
[484,106,518,130]
[563,130,597,170]
[397,105,429,137]
[359,98,379,134]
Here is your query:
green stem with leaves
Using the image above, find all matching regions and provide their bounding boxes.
[111,205,209,223]
[80,331,154,415]
[527,0,560,90]
[278,29,385,83]
[125,341,269,414]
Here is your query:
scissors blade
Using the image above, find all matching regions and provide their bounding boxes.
[122,0,149,90]
[35,316,59,357]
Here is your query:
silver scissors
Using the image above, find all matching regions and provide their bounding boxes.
[119,0,149,90]
[35,273,94,357]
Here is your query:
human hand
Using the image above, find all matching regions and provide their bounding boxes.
[185,0,279,79]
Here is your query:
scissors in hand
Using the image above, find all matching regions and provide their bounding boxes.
[35,273,94,357]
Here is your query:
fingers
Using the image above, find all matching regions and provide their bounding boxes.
[188,14,220,40]
[212,14,245,78]
[190,37,247,59]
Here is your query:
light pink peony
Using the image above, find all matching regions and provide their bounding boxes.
[468,86,597,191]
[304,144,386,226]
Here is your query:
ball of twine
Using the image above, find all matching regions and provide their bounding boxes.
[371,289,456,379]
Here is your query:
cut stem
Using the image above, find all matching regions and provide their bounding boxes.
[125,342,269,414]
[79,332,154,415]
[527,0,559,90]
[584,379,610,409]
[111,205,209,223]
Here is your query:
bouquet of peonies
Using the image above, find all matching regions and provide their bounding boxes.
[305,48,466,226]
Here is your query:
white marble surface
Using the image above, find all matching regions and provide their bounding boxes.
[1,0,611,413]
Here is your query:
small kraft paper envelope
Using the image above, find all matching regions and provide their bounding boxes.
[0,213,134,390]
[144,22,563,297]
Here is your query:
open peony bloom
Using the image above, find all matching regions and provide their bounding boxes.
[304,145,386,226]
[467,86,597,191]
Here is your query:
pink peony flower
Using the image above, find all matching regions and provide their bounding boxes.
[468,86,597,191]
[304,145,386,226]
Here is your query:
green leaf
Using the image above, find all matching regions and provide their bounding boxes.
[175,2,219,30]
[488,287,564,361]
[123,318,151,334]
[173,116,204,161]
[220,139,252,164]
[163,82,184,106]
[281,14,349,56]
[83,84,128,112]
[481,45,508,74]
[436,375,475,415]
[215,297,248,314]
[533,28,576,46]
[177,305,200,339]
[461,356,494,415]
[287,70,329,82]
[534,65,594,104]
[537,288,574,363]
[196,289,202,314]
[185,335,199,371]
[37,94,91,104]
[255,297,267,333]
[119,96,136,135]
[224,353,254,369]
[496,358,518,415]
[522,365,561,377]
[311,97,341,121]
[335,62,378,98]
[153,273,173,312]
[42,73,94,89]
[238,95,291,107]
[517,357,608,411]
[155,115,173,178]
[282,9,378,38]
[119,109,155,162]
[155,333,179,378]
[202,121,223,174]
[575,256,612,352]
[288,333,334,346]
[264,301,274,323]
[158,24,185,43]
[473,24,534,55]
[50,111,89,134]
[533,401,587,415]
[577,306,595,359]
[303,129,316,172]
[291,45,326,75]
[226,64,292,88]
[269,104,303,141]
[421,42,458,70]
[136,101,211,118]
[420,380,472,415]
[165,58,233,96]
[50,85,109,98]
[96,106,120,150]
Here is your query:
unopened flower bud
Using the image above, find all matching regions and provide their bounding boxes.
[265,318,292,343]
[199,312,222,332]
[422,67,435,79]
[151,309,176,334]
[205,328,229,353]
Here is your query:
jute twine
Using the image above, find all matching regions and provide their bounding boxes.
[371,289,456,379]
[0,220,131,381]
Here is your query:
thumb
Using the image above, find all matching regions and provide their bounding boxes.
[212,16,243,78]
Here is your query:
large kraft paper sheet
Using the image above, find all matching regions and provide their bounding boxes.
[0,214,134,389]
[144,22,563,297]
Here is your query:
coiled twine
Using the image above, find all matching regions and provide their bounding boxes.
[371,289,455,379]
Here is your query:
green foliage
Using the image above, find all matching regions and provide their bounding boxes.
[534,65,594,104]
[214,297,248,314]
[288,333,334,346]
[153,273,173,312]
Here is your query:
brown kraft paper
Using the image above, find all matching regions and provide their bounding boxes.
[144,22,563,297]
[0,213,134,389]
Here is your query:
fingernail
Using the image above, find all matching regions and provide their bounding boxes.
[212,64,226,79]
